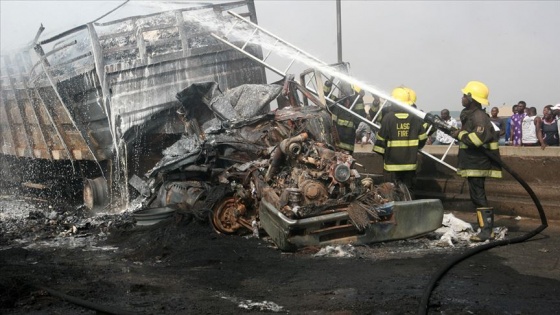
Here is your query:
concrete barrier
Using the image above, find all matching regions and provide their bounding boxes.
[354,145,560,220]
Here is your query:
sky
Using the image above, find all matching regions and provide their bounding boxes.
[1,0,559,114]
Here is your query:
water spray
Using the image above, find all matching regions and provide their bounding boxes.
[186,10,431,124]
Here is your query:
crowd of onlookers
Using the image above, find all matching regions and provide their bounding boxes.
[355,101,560,150]
[502,101,560,148]
[427,101,560,149]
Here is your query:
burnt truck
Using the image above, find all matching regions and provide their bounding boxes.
[129,10,444,250]
[1,3,444,251]
[135,78,443,251]
[128,8,443,251]
[0,1,266,208]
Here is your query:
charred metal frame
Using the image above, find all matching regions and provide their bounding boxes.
[1,56,33,157]
[0,0,267,210]
[1,0,265,164]
[210,10,458,172]
[260,196,444,252]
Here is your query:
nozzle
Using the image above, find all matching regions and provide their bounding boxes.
[424,113,458,134]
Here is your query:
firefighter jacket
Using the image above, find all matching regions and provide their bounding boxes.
[326,86,366,152]
[323,83,338,103]
[456,106,502,178]
[373,111,427,171]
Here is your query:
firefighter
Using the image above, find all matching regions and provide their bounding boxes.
[450,81,502,242]
[326,81,367,153]
[323,79,338,103]
[373,86,427,198]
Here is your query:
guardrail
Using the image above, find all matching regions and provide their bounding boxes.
[353,145,560,220]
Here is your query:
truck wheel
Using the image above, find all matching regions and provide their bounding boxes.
[84,177,109,210]
[211,196,246,234]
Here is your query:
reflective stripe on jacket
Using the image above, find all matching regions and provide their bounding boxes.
[330,93,366,152]
[373,112,427,171]
[457,107,503,179]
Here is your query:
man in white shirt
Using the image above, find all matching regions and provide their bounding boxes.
[553,104,560,137]
[431,109,458,145]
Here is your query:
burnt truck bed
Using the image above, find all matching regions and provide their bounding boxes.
[0,1,265,164]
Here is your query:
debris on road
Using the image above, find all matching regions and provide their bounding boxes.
[433,213,508,247]
[313,244,357,258]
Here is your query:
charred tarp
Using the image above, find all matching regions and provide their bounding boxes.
[135,81,444,251]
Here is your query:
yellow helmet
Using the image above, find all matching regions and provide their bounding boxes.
[461,81,489,105]
[391,86,416,105]
[404,87,417,104]
[352,84,362,94]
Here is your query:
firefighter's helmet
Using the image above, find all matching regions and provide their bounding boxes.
[461,81,489,106]
[352,84,362,94]
[404,87,417,104]
[391,86,416,105]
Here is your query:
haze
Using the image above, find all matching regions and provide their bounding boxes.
[1,0,558,113]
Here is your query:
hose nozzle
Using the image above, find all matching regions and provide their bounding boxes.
[424,113,458,134]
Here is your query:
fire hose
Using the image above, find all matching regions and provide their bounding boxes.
[32,285,137,315]
[313,81,547,314]
[417,113,548,315]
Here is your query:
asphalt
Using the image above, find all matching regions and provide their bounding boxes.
[449,209,559,282]
[1,200,559,314]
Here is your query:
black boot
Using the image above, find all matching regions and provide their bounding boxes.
[470,207,495,242]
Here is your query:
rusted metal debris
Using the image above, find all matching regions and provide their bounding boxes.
[135,79,443,251]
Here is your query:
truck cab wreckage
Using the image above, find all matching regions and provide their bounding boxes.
[137,80,444,251]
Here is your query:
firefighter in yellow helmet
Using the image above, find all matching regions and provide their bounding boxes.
[372,86,427,198]
[450,81,502,242]
[326,81,367,153]
[391,86,417,107]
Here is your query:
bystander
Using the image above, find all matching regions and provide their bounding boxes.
[505,104,517,145]
[540,105,559,149]
[553,104,560,137]
[510,101,527,146]
[521,107,543,147]
[489,107,506,145]
[431,109,457,145]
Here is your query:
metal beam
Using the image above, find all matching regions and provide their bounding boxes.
[22,78,53,160]
[32,46,74,165]
[0,95,17,156]
[3,55,35,157]
[336,0,342,63]
[16,50,54,160]
[87,23,118,161]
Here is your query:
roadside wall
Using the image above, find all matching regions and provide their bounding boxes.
[354,145,560,220]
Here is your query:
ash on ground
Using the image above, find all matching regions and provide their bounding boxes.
[1,195,503,257]
[0,196,135,251]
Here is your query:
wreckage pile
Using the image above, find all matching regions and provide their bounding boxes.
[131,82,410,243]
[1,79,498,253]
[0,80,408,254]
[1,80,497,253]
